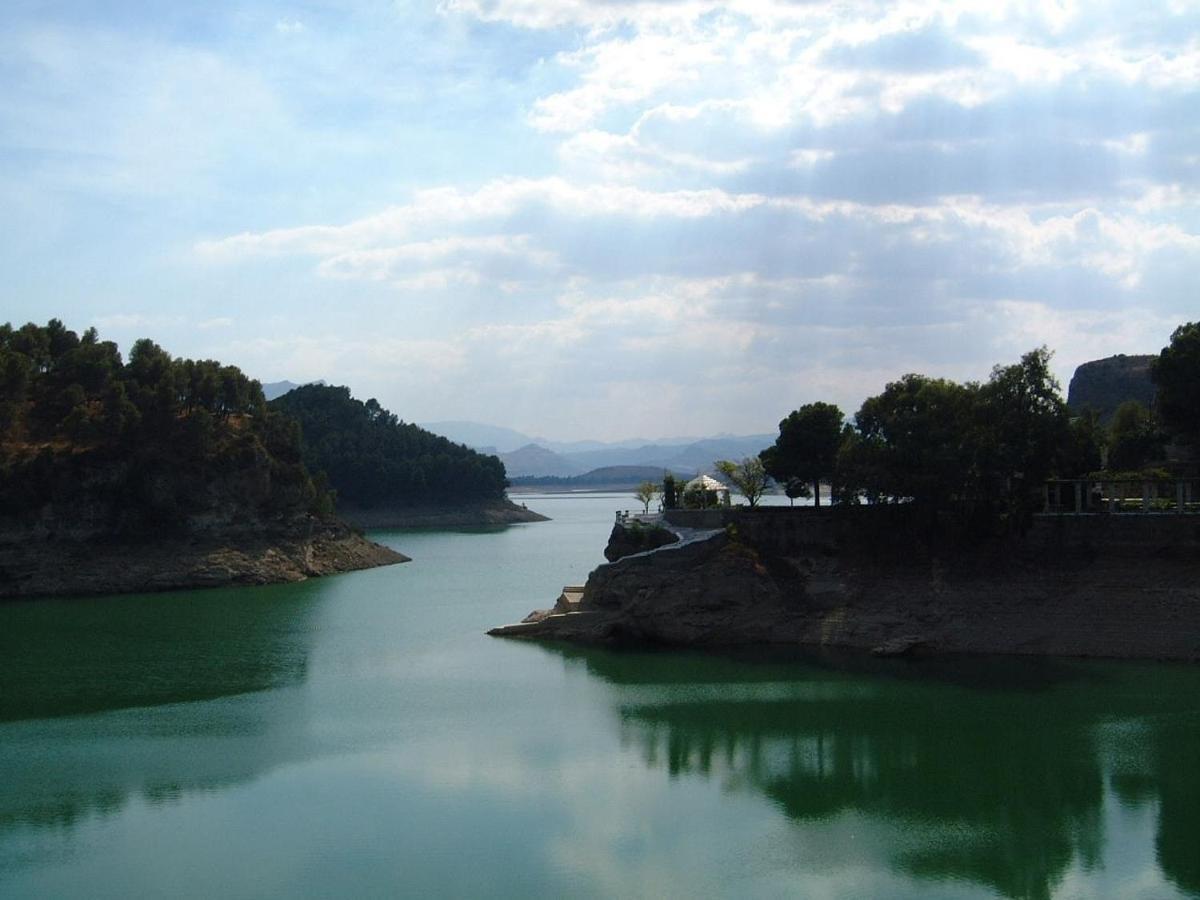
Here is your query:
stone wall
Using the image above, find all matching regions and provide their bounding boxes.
[670,505,1200,561]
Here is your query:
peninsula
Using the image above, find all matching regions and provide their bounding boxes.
[269,384,548,529]
[492,329,1200,662]
[490,505,1200,661]
[0,320,405,599]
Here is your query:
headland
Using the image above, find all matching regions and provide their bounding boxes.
[491,505,1200,661]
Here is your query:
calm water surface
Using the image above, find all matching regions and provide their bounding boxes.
[2,492,1198,899]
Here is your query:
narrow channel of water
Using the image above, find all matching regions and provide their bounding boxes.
[1,492,1197,899]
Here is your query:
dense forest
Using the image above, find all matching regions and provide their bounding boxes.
[269,384,508,509]
[0,320,327,533]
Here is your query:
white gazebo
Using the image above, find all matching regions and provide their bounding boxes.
[684,474,730,507]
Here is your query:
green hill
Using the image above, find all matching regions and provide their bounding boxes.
[268,384,508,509]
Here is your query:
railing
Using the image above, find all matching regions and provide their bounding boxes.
[1041,479,1200,515]
[615,510,664,526]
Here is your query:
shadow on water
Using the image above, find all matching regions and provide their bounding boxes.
[0,580,323,722]
[0,580,325,842]
[536,642,1200,900]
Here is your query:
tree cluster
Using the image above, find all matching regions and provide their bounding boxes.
[760,327,1200,531]
[759,349,1078,531]
[0,320,326,529]
[269,385,508,508]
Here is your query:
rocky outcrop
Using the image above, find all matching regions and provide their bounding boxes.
[0,517,407,600]
[603,522,679,562]
[1067,354,1156,422]
[491,509,1200,661]
[337,499,549,529]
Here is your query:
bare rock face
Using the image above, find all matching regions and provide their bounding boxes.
[492,510,1200,662]
[493,534,811,646]
[590,536,769,642]
[1067,354,1156,422]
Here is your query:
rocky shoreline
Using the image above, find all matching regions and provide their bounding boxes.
[490,510,1200,662]
[0,517,408,600]
[338,498,549,529]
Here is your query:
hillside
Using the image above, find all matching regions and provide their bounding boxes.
[269,385,532,519]
[0,321,332,534]
[262,379,324,401]
[499,443,583,478]
[0,320,404,598]
[1066,354,1155,422]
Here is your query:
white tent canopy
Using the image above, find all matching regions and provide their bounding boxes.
[685,474,728,493]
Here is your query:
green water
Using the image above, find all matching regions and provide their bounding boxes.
[1,493,1198,899]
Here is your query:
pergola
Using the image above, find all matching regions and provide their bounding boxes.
[685,474,730,507]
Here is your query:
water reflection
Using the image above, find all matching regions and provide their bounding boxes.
[0,581,323,839]
[1155,722,1200,896]
[546,644,1200,900]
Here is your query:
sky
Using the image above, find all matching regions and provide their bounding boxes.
[2,1,1198,441]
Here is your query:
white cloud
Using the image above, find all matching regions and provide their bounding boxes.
[9,0,1198,438]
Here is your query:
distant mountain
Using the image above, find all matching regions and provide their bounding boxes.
[421,421,539,454]
[499,444,583,478]
[1067,355,1155,423]
[510,465,688,490]
[419,419,775,477]
[561,435,775,473]
[262,379,325,401]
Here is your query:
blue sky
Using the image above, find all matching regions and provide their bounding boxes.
[3,0,1197,440]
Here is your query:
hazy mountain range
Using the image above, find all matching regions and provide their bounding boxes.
[421,421,774,478]
[261,380,325,401]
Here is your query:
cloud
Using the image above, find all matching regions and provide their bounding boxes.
[821,22,983,72]
[7,0,1198,438]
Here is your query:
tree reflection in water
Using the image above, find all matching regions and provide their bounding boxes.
[0,581,324,835]
[546,644,1200,900]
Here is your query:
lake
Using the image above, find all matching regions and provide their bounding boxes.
[2,492,1198,899]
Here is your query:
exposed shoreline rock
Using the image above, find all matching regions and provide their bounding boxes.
[603,522,679,561]
[0,516,408,600]
[338,498,549,529]
[491,510,1200,662]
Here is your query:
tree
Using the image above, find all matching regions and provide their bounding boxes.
[1059,408,1105,478]
[849,374,976,509]
[1152,322,1200,445]
[715,457,769,507]
[839,349,1071,529]
[760,402,845,507]
[1107,400,1161,471]
[634,480,658,514]
[784,477,811,507]
[972,347,1071,518]
[662,472,678,509]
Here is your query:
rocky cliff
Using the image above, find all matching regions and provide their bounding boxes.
[490,509,1200,661]
[1067,354,1156,422]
